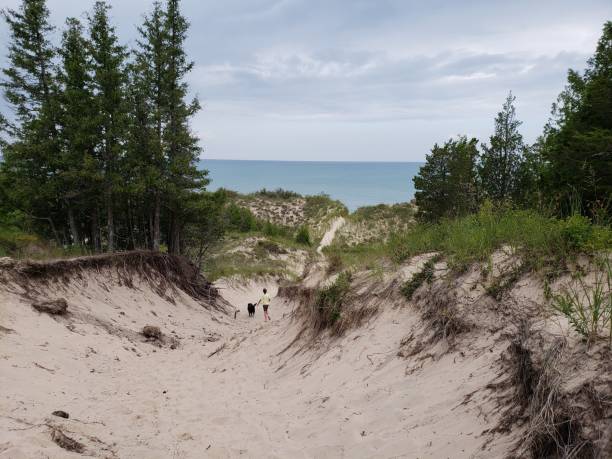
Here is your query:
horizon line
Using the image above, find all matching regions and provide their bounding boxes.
[201,158,425,164]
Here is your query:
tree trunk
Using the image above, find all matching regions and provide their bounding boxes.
[126,198,136,250]
[91,206,101,251]
[106,189,115,252]
[153,192,161,251]
[171,219,180,255]
[67,205,80,246]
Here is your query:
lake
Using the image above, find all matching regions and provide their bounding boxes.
[201,159,422,211]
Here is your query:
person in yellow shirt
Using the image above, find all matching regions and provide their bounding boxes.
[257,288,271,321]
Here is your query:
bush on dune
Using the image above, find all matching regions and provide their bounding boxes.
[295,226,311,246]
[388,203,612,272]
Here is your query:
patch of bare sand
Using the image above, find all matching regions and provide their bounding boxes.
[3,252,608,458]
[0,254,511,458]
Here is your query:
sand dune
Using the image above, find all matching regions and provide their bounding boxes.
[1,252,609,458]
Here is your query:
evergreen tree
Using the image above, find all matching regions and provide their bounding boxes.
[87,1,127,252]
[479,91,526,203]
[542,21,612,217]
[162,0,208,254]
[57,17,98,246]
[133,1,168,250]
[0,0,62,242]
[413,136,480,222]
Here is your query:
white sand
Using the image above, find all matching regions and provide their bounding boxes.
[317,217,345,254]
[0,259,514,458]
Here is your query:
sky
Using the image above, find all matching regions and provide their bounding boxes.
[0,0,610,162]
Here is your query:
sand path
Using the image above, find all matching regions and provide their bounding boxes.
[0,269,507,458]
[316,217,345,254]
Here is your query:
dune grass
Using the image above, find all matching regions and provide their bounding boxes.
[388,204,612,272]
[351,202,415,223]
[322,241,389,272]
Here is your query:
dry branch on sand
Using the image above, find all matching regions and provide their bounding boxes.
[494,321,609,458]
[51,428,85,453]
[142,325,162,340]
[32,298,68,315]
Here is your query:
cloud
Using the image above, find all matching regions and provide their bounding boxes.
[0,0,610,161]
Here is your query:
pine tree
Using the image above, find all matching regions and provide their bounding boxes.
[542,21,612,217]
[133,1,168,250]
[57,17,99,246]
[162,0,207,254]
[479,91,526,203]
[0,0,63,242]
[88,1,127,252]
[413,136,480,222]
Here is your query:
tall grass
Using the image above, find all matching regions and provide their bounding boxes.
[388,204,612,272]
[322,241,388,272]
[552,257,612,345]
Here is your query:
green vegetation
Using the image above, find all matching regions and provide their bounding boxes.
[252,188,301,200]
[479,92,531,205]
[552,258,612,345]
[205,252,290,282]
[323,241,388,272]
[0,0,207,255]
[313,271,352,330]
[295,226,311,246]
[303,194,348,221]
[413,136,479,222]
[412,22,611,222]
[400,255,441,301]
[351,202,415,223]
[388,204,612,273]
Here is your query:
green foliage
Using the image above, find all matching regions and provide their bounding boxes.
[326,252,344,274]
[388,205,612,272]
[262,220,290,238]
[224,203,258,232]
[352,202,414,222]
[254,188,301,200]
[0,0,207,256]
[303,194,348,220]
[561,214,594,251]
[479,92,527,203]
[413,136,479,222]
[182,190,228,267]
[323,241,388,272]
[552,258,612,345]
[295,225,311,246]
[540,21,612,218]
[400,256,440,300]
[314,271,352,329]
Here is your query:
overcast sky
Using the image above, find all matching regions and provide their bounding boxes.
[1,0,610,161]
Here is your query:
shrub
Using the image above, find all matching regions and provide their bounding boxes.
[262,220,289,238]
[561,214,593,251]
[388,207,612,272]
[304,194,348,219]
[400,256,440,300]
[254,188,301,200]
[295,225,311,246]
[224,203,258,232]
[552,258,612,345]
[326,252,344,274]
[313,271,352,329]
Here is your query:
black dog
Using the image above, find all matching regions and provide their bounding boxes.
[247,303,256,317]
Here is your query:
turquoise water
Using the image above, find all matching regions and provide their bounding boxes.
[200,160,423,211]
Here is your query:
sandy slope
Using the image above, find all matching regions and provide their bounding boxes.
[0,257,514,459]
[317,217,345,254]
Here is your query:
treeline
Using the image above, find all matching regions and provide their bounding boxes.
[0,0,207,254]
[414,21,612,223]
